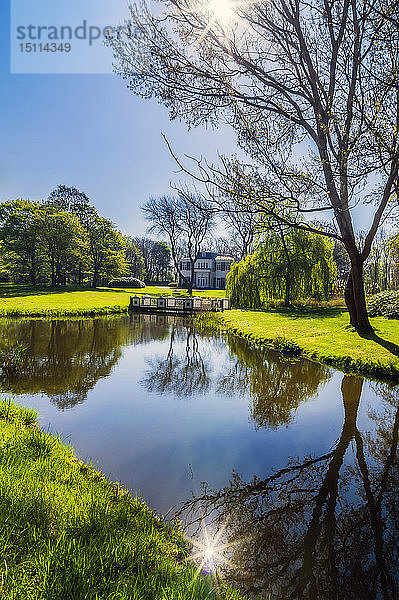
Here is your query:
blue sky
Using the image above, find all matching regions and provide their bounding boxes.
[2,0,376,238]
[1,0,236,236]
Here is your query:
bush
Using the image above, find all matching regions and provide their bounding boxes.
[108,278,145,289]
[272,336,302,357]
[368,290,399,319]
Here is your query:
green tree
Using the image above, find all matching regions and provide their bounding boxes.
[40,206,87,287]
[47,185,129,287]
[47,184,90,213]
[150,241,172,282]
[227,227,337,308]
[47,185,100,285]
[125,237,145,279]
[0,200,44,285]
[86,217,128,287]
[0,241,12,282]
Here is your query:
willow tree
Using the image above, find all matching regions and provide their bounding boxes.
[108,0,399,332]
[227,228,336,308]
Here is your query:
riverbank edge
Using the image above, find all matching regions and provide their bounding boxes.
[0,286,227,318]
[0,304,129,318]
[197,312,399,382]
[0,399,246,600]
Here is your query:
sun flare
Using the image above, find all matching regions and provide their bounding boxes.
[207,0,235,23]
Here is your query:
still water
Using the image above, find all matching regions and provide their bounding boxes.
[1,314,398,598]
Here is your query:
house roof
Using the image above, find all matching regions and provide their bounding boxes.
[180,254,234,262]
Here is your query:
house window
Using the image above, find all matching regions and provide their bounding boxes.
[216,263,221,271]
[197,275,208,288]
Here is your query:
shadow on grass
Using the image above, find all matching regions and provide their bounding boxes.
[0,285,130,298]
[247,306,349,319]
[359,331,399,358]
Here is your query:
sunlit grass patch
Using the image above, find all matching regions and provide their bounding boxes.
[0,284,227,317]
[201,308,399,380]
[0,400,247,600]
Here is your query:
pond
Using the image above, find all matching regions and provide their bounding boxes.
[1,314,398,599]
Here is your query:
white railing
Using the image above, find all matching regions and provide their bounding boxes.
[129,295,230,312]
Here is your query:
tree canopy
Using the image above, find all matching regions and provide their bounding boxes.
[227,226,337,308]
[0,188,131,287]
[142,193,214,294]
[108,0,399,331]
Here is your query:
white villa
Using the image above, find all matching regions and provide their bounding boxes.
[179,251,234,290]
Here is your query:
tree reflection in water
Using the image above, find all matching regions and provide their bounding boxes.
[0,314,172,409]
[3,314,396,598]
[219,336,331,429]
[177,376,399,599]
[141,324,212,396]
[140,326,331,432]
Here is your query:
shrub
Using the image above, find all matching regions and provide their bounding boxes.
[0,342,29,375]
[368,290,399,319]
[108,278,145,289]
[272,336,302,357]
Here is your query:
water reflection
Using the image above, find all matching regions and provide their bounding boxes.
[0,315,172,408]
[220,336,331,429]
[1,316,330,429]
[142,324,212,396]
[140,325,331,430]
[2,315,397,597]
[179,376,399,599]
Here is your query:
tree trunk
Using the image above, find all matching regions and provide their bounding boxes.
[284,272,290,307]
[344,255,373,333]
[188,258,195,296]
[30,253,36,285]
[51,261,56,287]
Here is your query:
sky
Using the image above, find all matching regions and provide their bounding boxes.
[1,0,237,237]
[1,0,376,239]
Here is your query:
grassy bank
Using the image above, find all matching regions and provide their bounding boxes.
[0,399,245,600]
[0,284,227,318]
[199,308,399,380]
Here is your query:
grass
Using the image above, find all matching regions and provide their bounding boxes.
[197,307,399,380]
[0,399,247,600]
[0,284,227,318]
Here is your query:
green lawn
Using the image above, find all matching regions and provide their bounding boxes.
[218,307,399,380]
[0,400,246,600]
[0,284,227,317]
[2,284,398,379]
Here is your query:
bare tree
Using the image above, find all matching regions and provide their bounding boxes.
[108,0,399,332]
[203,235,240,260]
[142,193,214,294]
[222,199,258,260]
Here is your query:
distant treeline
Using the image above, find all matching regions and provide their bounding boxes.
[0,186,172,287]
